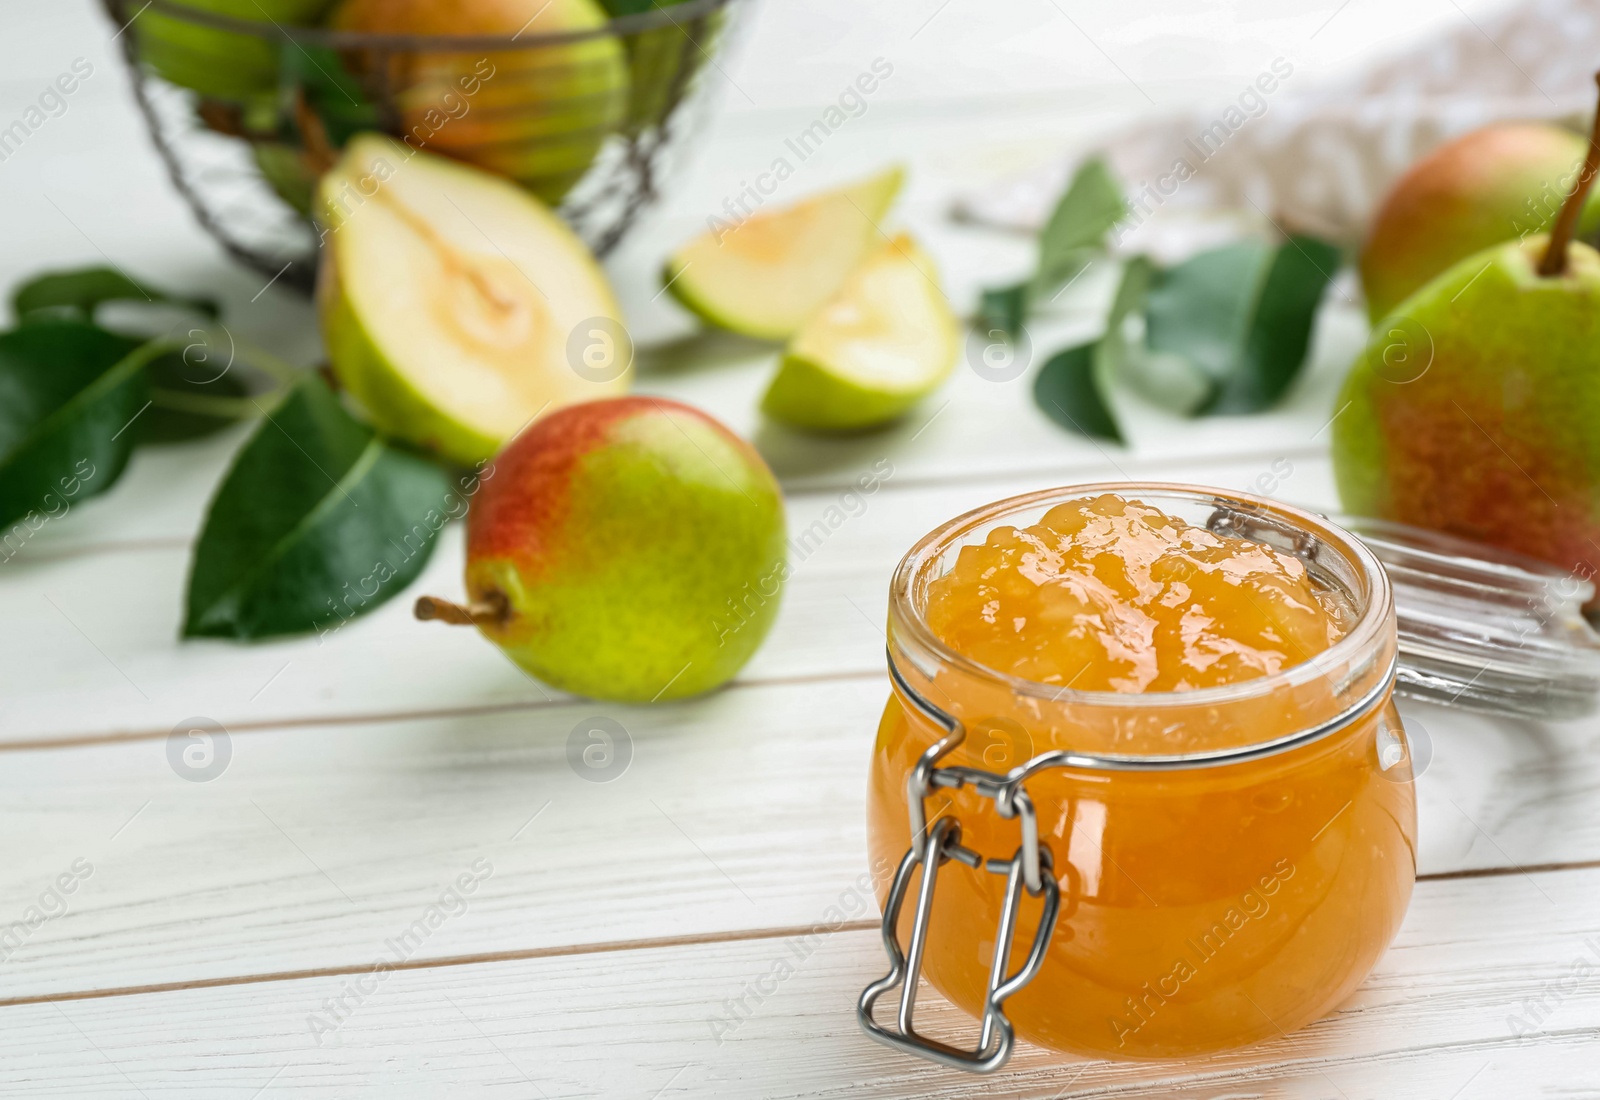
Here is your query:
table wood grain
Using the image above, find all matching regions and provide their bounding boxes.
[3,2,1598,1095]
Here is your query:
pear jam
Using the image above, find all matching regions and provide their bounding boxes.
[926,494,1348,696]
[867,490,1416,1059]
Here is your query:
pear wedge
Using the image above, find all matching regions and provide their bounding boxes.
[761,233,958,432]
[317,135,627,466]
[664,166,903,340]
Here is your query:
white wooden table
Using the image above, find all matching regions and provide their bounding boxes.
[4,2,1599,1095]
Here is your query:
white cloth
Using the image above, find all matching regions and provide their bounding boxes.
[955,0,1600,255]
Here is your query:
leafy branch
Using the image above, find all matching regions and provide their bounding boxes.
[977,162,1343,442]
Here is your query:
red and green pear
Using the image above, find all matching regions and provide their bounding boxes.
[417,397,788,702]
[1334,82,1600,579]
[1360,122,1600,322]
[331,0,628,204]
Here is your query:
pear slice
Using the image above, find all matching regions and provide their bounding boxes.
[760,233,958,431]
[663,166,904,340]
[317,134,627,466]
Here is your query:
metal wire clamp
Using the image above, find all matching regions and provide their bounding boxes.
[855,651,1062,1073]
[857,644,1398,1073]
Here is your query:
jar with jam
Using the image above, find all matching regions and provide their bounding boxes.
[860,485,1417,1065]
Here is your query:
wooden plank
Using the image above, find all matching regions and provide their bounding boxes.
[0,450,1336,745]
[4,867,1598,1097]
[0,665,1595,1000]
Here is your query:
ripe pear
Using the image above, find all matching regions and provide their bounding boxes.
[664,167,904,340]
[316,134,628,466]
[1360,122,1600,322]
[416,397,788,702]
[136,0,334,101]
[331,0,628,204]
[1334,82,1600,578]
[761,233,958,431]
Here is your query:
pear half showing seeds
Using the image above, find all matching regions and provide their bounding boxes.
[663,166,904,340]
[317,134,628,466]
[761,233,959,432]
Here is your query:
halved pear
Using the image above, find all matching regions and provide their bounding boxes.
[760,233,958,431]
[663,166,903,340]
[317,134,627,466]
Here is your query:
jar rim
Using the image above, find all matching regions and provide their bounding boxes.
[888,482,1394,715]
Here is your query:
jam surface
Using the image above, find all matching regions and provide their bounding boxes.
[924,494,1348,693]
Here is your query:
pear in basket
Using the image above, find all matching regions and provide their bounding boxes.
[136,0,335,101]
[331,0,629,204]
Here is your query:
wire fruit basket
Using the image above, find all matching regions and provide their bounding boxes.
[102,0,739,293]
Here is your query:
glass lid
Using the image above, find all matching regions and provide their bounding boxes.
[1329,514,1600,719]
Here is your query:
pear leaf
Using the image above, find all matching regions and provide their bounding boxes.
[1034,342,1123,443]
[975,158,1127,335]
[1030,256,1153,445]
[977,282,1028,340]
[1146,240,1272,383]
[1145,235,1340,414]
[140,346,252,444]
[12,266,219,324]
[0,320,153,534]
[1035,157,1126,288]
[184,375,451,640]
[1212,236,1341,413]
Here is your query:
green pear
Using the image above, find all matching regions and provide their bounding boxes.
[415,396,788,702]
[316,134,629,466]
[331,0,628,205]
[1334,98,1600,578]
[136,0,334,101]
[664,167,904,340]
[253,142,317,216]
[1360,122,1600,322]
[761,233,958,431]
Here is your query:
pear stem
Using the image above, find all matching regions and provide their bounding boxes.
[1538,71,1600,276]
[414,593,509,628]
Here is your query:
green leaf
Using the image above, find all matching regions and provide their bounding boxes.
[12,267,219,324]
[1034,342,1123,443]
[1036,158,1126,286]
[184,375,451,640]
[1105,254,1155,330]
[281,47,381,148]
[1145,236,1340,414]
[977,282,1028,340]
[1145,240,1272,383]
[140,347,251,444]
[974,159,1126,334]
[0,320,153,533]
[1213,236,1340,413]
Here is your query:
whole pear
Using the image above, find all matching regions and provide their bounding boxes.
[416,397,788,702]
[1360,122,1600,322]
[136,0,334,101]
[1335,82,1600,578]
[332,0,628,204]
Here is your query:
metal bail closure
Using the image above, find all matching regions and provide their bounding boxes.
[857,650,1062,1073]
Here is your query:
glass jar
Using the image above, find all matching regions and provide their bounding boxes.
[860,485,1417,1066]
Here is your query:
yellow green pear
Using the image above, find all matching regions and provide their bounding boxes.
[316,134,628,466]
[137,0,334,101]
[761,233,958,431]
[331,0,629,203]
[664,167,904,339]
[416,396,788,702]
